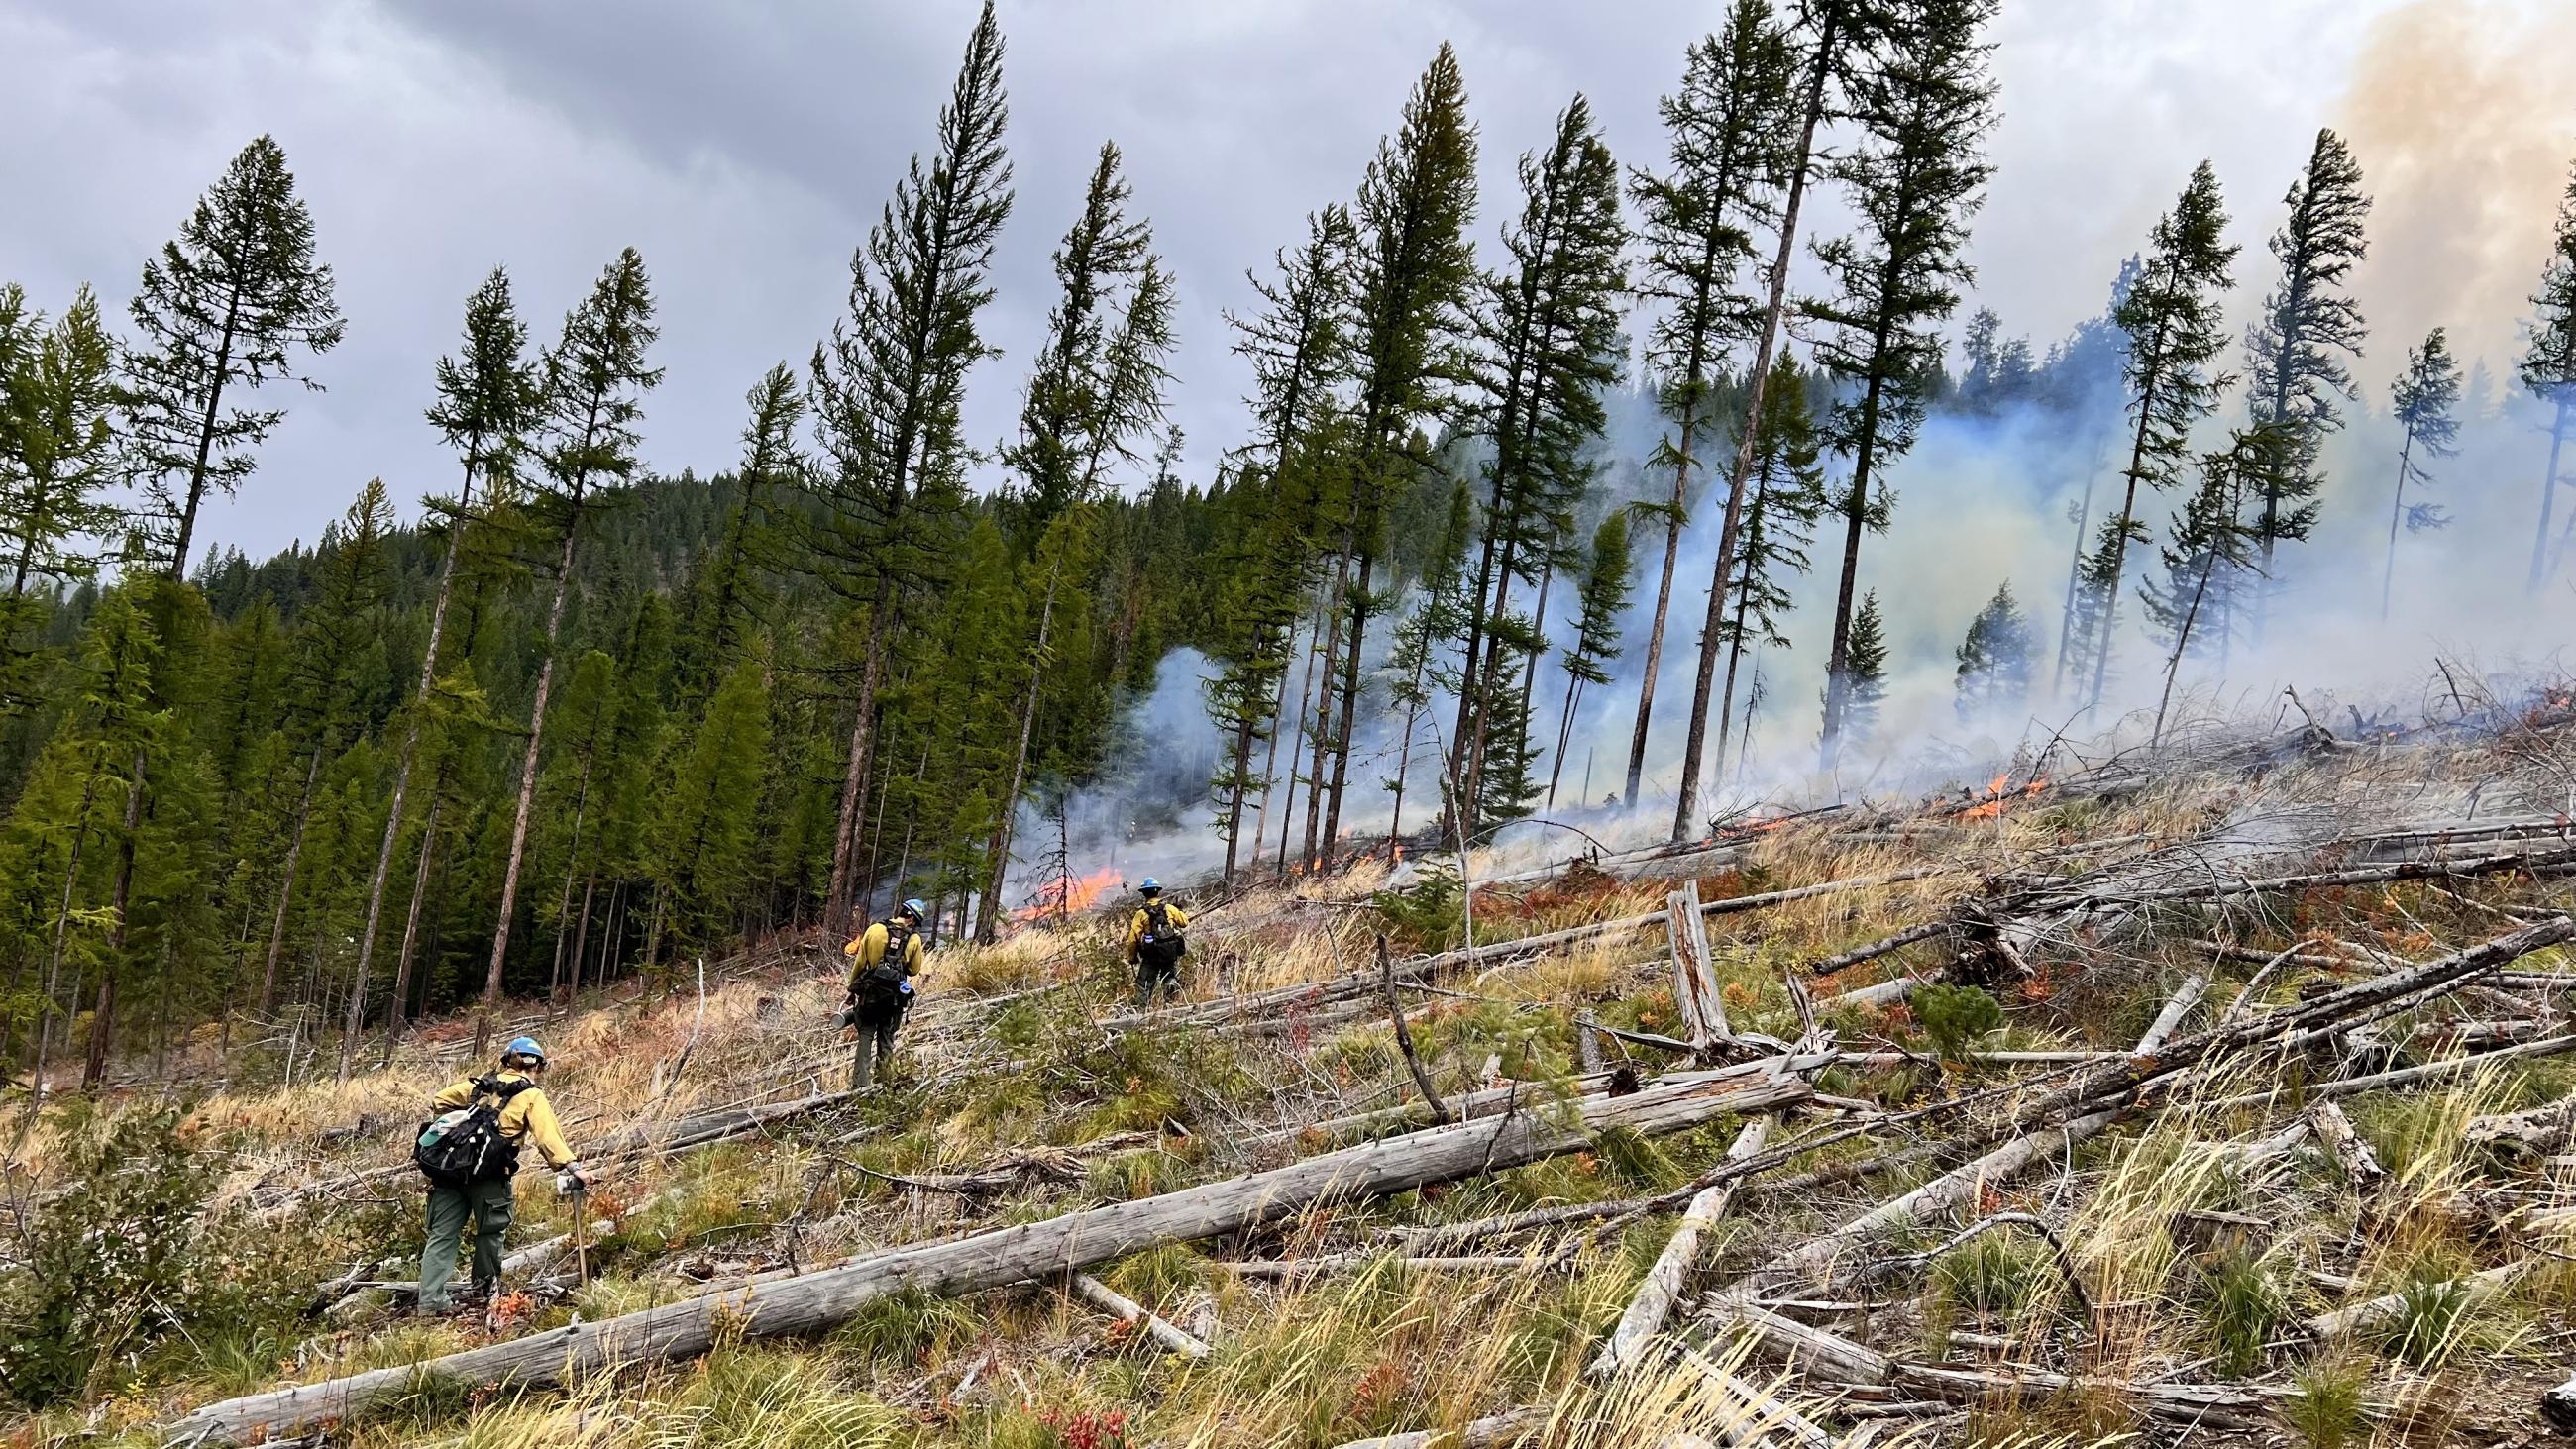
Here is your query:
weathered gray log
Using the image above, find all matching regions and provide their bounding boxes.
[168,1070,1808,1443]
[1804,922,1951,979]
[2306,1099,2388,1194]
[1068,1272,1211,1359]
[2135,974,2207,1055]
[2022,843,2576,915]
[1590,1119,1770,1379]
[1220,1254,1567,1279]
[2464,1096,2576,1155]
[2307,1260,2527,1338]
[1327,1404,1550,1449]
[2195,1031,2576,1110]
[1667,880,1732,1048]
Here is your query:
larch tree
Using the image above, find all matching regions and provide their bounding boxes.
[253,479,392,1022]
[1623,0,1798,810]
[1450,94,1624,832]
[1215,208,1352,879]
[1952,580,2035,722]
[978,140,1175,939]
[0,286,121,703]
[340,268,540,1080]
[1382,476,1471,844]
[2082,161,2237,716]
[122,135,344,582]
[2143,425,2285,743]
[1544,508,1634,809]
[1834,589,1889,752]
[2522,159,2576,590]
[2381,327,2460,619]
[1674,0,1885,840]
[476,249,661,1055]
[1316,44,1479,865]
[807,0,1013,937]
[688,364,805,693]
[1712,356,1825,799]
[1806,0,1999,773]
[2242,128,2370,631]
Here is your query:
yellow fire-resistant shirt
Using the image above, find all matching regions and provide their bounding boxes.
[843,920,927,994]
[431,1069,577,1170]
[1126,901,1189,962]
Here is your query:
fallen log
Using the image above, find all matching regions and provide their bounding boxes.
[1220,1254,1568,1279]
[2306,1100,2388,1194]
[2464,1097,2576,1155]
[1327,1404,1550,1449]
[1804,922,1951,978]
[1067,1272,1211,1359]
[2306,1260,2527,1338]
[2193,1031,2576,1111]
[2021,843,2576,916]
[1590,1119,1769,1378]
[168,1070,1811,1443]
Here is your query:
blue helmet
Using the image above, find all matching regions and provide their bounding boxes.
[900,898,927,920]
[504,1036,546,1066]
[1139,878,1162,895]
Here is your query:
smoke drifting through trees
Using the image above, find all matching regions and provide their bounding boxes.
[4,0,2575,1083]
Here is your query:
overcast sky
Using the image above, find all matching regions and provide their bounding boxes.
[5,0,2571,565]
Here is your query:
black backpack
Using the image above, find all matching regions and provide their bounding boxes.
[853,918,916,1015]
[415,1075,531,1189]
[1138,902,1187,964]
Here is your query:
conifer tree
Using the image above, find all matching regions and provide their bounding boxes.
[2243,129,2370,628]
[2081,162,2237,716]
[977,143,1174,937]
[1953,581,2034,721]
[2522,159,2576,590]
[1316,45,1478,862]
[645,661,771,960]
[1836,590,1889,751]
[1677,0,1885,839]
[17,585,163,1105]
[122,136,344,580]
[340,269,539,1078]
[1623,0,1797,810]
[254,479,391,1019]
[0,286,120,701]
[2382,327,2460,618]
[2144,426,2283,742]
[1544,509,1633,808]
[1450,94,1622,831]
[1712,357,1825,795]
[1808,0,1998,772]
[477,249,660,1052]
[1382,477,1471,844]
[808,1,1013,936]
[689,364,804,690]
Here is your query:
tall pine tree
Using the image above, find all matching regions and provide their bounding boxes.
[1808,0,1998,772]
[476,249,661,1053]
[2522,158,2576,590]
[1953,581,2035,722]
[0,286,120,703]
[807,1,1013,935]
[1713,356,1825,799]
[2242,129,2370,630]
[2081,162,2236,715]
[1544,509,1633,809]
[1624,0,1797,809]
[2382,328,2459,618]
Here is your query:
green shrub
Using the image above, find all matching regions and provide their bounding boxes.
[0,1108,304,1407]
[1372,864,1464,950]
[2194,1249,2285,1376]
[1912,983,2004,1062]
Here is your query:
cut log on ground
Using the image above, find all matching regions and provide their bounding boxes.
[168,1070,1812,1443]
[2306,1099,2389,1194]
[1067,1272,1211,1359]
[1590,1119,1769,1379]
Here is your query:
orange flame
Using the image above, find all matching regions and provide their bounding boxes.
[1960,773,2047,821]
[1010,865,1124,925]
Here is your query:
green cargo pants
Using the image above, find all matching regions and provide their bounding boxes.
[419,1177,515,1310]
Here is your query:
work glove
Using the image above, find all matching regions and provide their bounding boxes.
[556,1163,593,1194]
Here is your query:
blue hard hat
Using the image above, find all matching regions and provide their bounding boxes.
[901,898,927,919]
[1139,878,1162,894]
[504,1036,546,1064]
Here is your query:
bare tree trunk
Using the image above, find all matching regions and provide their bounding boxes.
[1674,12,1837,840]
[26,800,94,1112]
[257,747,327,1017]
[380,792,440,1065]
[2380,429,2415,621]
[1625,398,1701,808]
[823,615,892,937]
[980,562,1060,941]
[2531,398,2570,592]
[341,462,483,1087]
[1277,600,1322,878]
[1320,552,1376,864]
[2050,454,2100,699]
[476,502,584,1059]
[1253,613,1300,863]
[1305,552,1353,870]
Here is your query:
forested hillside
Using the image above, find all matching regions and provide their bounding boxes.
[6,0,2576,1091]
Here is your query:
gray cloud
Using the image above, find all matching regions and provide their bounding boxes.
[5,0,2562,569]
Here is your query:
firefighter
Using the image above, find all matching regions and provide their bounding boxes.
[1125,878,1190,1007]
[842,898,928,1087]
[414,1037,589,1312]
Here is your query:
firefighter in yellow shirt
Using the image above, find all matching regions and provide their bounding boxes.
[1125,878,1190,1007]
[415,1037,588,1311]
[841,898,928,1087]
